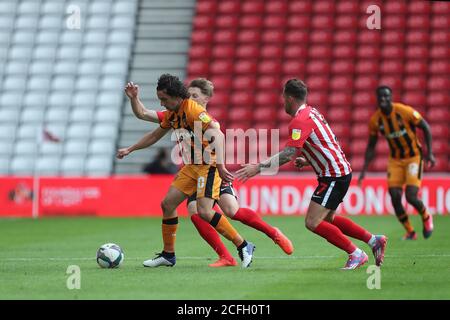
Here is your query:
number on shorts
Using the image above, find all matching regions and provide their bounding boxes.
[197,177,205,189]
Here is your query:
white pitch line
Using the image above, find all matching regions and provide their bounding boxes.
[2,254,450,261]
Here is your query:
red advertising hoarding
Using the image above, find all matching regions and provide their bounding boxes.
[1,175,449,218]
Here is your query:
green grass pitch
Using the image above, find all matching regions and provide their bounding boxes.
[1,216,449,299]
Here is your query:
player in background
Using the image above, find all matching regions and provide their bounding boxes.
[117,74,255,268]
[358,86,435,240]
[237,79,387,270]
[123,78,293,267]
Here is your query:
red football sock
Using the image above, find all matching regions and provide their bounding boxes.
[313,221,357,254]
[331,216,372,243]
[232,207,277,239]
[190,214,233,260]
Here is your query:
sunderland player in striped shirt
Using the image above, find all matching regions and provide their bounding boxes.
[358,86,435,240]
[237,79,387,270]
[122,77,293,268]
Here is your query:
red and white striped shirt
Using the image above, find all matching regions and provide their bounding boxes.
[286,104,352,177]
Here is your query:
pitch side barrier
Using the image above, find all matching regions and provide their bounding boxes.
[1,175,449,217]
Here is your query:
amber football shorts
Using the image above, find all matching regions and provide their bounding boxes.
[172,165,222,200]
[387,155,423,188]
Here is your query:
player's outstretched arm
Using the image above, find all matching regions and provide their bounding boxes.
[358,135,378,186]
[236,146,297,183]
[124,82,160,123]
[116,126,169,159]
[417,119,435,168]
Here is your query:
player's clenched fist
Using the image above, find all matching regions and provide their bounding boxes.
[116,148,131,159]
[294,156,309,169]
[124,82,139,99]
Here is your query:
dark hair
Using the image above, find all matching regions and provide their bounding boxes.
[284,79,308,101]
[189,78,214,97]
[157,73,189,99]
[376,85,392,95]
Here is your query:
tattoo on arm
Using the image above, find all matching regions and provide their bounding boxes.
[259,147,297,169]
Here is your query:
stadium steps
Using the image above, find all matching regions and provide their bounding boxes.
[115,0,196,174]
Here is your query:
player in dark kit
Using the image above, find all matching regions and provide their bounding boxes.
[237,79,388,270]
[358,86,435,240]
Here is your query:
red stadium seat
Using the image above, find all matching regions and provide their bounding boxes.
[214,30,237,43]
[432,139,449,155]
[351,123,369,138]
[431,30,450,44]
[187,60,209,75]
[286,30,309,43]
[382,31,405,44]
[307,76,330,90]
[353,92,376,107]
[207,106,228,121]
[282,60,306,75]
[253,106,277,122]
[402,92,426,107]
[261,45,283,59]
[407,15,430,29]
[375,140,390,156]
[232,75,256,89]
[406,31,430,44]
[239,15,263,28]
[196,1,217,14]
[336,1,359,14]
[381,45,404,59]
[333,45,356,59]
[307,60,330,74]
[350,139,368,155]
[284,45,308,59]
[335,15,358,29]
[278,108,291,122]
[384,1,407,13]
[234,60,258,74]
[430,124,449,139]
[427,92,449,108]
[209,75,232,90]
[352,108,374,122]
[378,75,402,92]
[358,30,381,44]
[211,91,230,106]
[258,60,282,74]
[331,123,351,139]
[430,60,450,75]
[189,45,211,60]
[403,77,427,91]
[210,59,233,74]
[211,44,235,59]
[380,60,404,74]
[311,15,334,29]
[405,45,428,59]
[430,45,449,59]
[405,60,428,74]
[427,76,449,91]
[287,15,311,29]
[241,1,264,14]
[334,30,357,43]
[308,45,332,59]
[431,15,450,29]
[216,15,239,29]
[264,15,286,29]
[230,94,254,109]
[236,44,259,59]
[310,30,333,43]
[328,94,352,108]
[289,0,312,13]
[331,60,355,74]
[257,75,280,90]
[193,15,214,29]
[313,0,335,13]
[266,0,288,14]
[356,60,379,73]
[357,45,380,59]
[372,157,388,172]
[354,76,377,91]
[218,1,240,14]
[262,30,285,43]
[383,15,406,29]
[429,156,449,172]
[191,30,213,43]
[432,1,450,14]
[350,156,364,171]
[330,76,353,91]
[408,1,431,14]
[255,92,280,107]
[238,30,261,43]
[307,91,328,108]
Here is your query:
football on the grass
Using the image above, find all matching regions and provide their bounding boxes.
[96,243,124,268]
